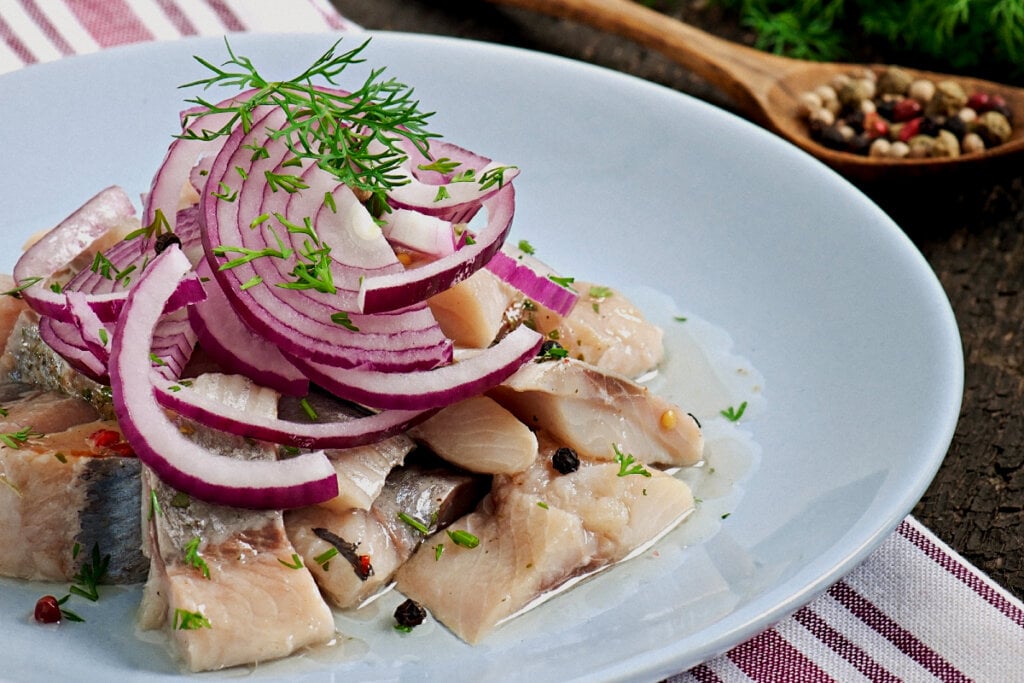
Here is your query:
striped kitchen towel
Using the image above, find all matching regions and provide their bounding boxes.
[674,517,1024,682]
[0,0,360,74]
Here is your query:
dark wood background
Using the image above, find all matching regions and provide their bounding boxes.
[333,0,1024,600]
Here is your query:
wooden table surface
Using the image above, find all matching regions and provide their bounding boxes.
[334,0,1024,601]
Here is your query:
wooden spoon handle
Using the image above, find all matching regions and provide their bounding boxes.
[485,0,796,122]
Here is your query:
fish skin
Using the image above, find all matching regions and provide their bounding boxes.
[409,395,538,474]
[286,456,487,609]
[396,432,694,644]
[1,311,114,419]
[138,374,334,672]
[0,380,145,583]
[489,356,703,468]
[319,434,415,513]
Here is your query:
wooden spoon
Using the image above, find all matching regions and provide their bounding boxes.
[484,0,1024,182]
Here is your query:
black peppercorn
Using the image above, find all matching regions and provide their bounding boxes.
[394,598,427,631]
[918,115,945,137]
[552,446,580,474]
[944,115,968,140]
[154,232,182,254]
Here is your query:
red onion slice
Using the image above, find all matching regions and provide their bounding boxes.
[357,184,517,314]
[109,246,337,509]
[153,377,431,449]
[189,259,309,396]
[287,324,544,411]
[485,248,579,316]
[38,316,109,383]
[200,108,452,371]
[13,186,136,322]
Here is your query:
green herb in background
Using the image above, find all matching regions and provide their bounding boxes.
[643,0,1024,80]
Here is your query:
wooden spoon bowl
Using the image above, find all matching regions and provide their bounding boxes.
[485,0,1024,182]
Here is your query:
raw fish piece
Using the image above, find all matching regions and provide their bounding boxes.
[397,434,694,643]
[531,281,665,378]
[138,374,334,672]
[0,383,144,583]
[410,395,537,474]
[395,489,596,644]
[489,357,703,467]
[427,268,516,348]
[286,456,487,609]
[319,435,415,513]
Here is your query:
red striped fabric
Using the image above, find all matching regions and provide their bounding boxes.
[0,0,362,75]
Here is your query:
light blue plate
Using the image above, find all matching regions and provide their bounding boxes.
[0,32,962,682]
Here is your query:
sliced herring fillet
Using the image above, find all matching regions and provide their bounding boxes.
[409,395,537,474]
[489,357,703,467]
[138,373,334,672]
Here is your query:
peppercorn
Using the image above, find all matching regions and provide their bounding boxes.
[918,115,945,137]
[975,110,1012,146]
[926,80,968,117]
[931,130,961,158]
[962,133,986,154]
[817,125,850,151]
[34,595,62,624]
[876,67,913,96]
[537,340,564,359]
[944,115,968,140]
[154,232,182,254]
[394,598,427,631]
[907,135,936,158]
[552,446,580,474]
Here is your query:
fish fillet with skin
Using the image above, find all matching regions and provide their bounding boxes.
[489,356,703,467]
[396,434,694,643]
[286,456,487,609]
[137,374,334,672]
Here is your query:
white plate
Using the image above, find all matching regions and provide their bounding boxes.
[0,33,962,681]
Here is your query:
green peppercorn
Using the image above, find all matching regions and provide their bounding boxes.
[876,67,913,97]
[974,110,1012,146]
[926,80,968,118]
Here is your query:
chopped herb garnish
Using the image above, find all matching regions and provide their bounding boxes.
[183,537,211,579]
[479,165,517,190]
[433,544,444,561]
[418,157,460,174]
[720,401,748,422]
[264,170,309,194]
[446,529,480,549]
[398,512,429,535]
[314,547,339,570]
[674,315,688,322]
[148,490,162,520]
[536,340,568,362]
[613,444,652,478]
[537,501,549,509]
[0,427,44,449]
[70,543,109,602]
[123,208,172,242]
[299,397,319,421]
[53,452,67,464]
[330,311,360,331]
[548,275,576,289]
[98,328,109,346]
[279,553,304,569]
[517,239,535,255]
[433,185,451,202]
[173,608,212,630]
[2,276,43,298]
[210,180,238,202]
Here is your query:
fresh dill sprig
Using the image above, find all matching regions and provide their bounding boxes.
[178,37,439,207]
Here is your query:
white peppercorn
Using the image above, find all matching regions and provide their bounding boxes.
[814,85,840,114]
[961,132,985,154]
[797,91,823,117]
[808,107,835,128]
[889,141,910,158]
[957,107,978,124]
[829,73,852,93]
[868,138,891,157]
[908,79,936,104]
